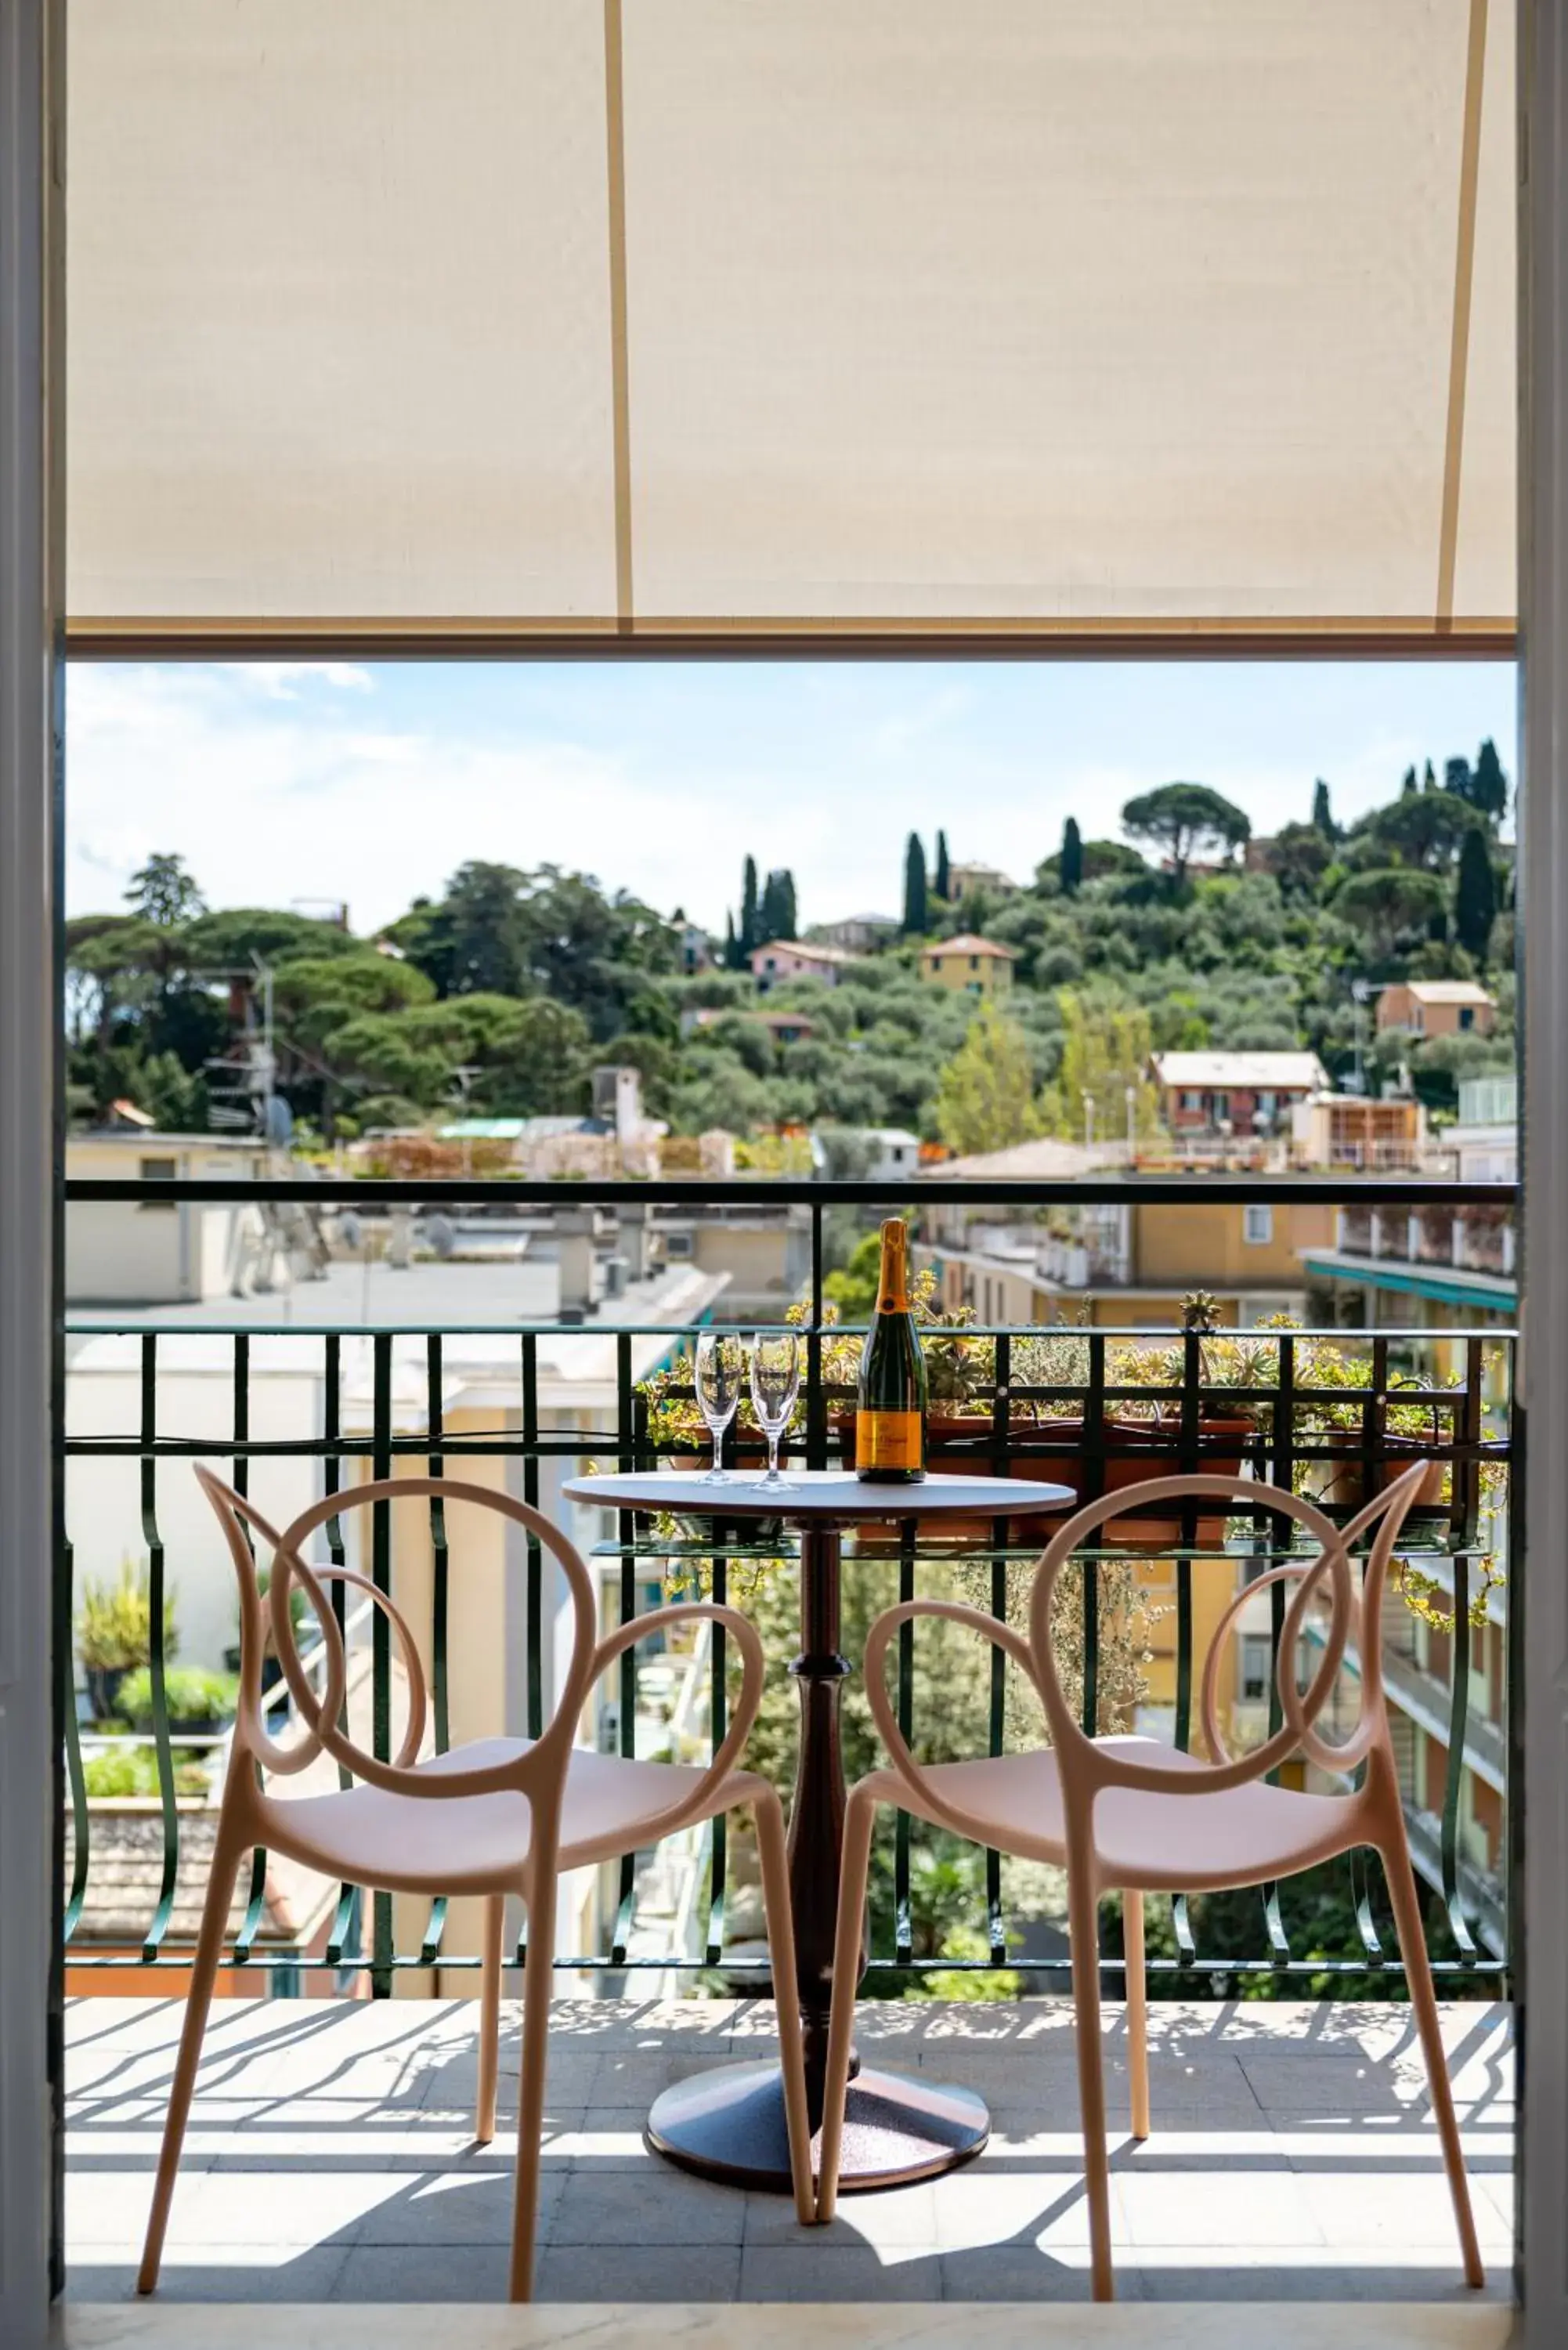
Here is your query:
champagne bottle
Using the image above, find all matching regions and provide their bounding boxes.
[854,1218,928,1482]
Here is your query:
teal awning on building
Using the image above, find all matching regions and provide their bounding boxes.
[1301,1250,1516,1315]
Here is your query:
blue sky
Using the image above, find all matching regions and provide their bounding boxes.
[65,659,1518,938]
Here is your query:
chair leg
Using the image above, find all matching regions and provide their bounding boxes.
[137,1828,243,2294]
[1068,1841,1115,2302]
[753,1786,815,2225]
[508,1873,557,2302]
[815,1784,877,2225]
[475,1893,505,2144]
[1382,1830,1485,2287]
[1123,1889,1150,2143]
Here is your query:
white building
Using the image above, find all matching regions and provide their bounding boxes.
[947,859,1019,902]
[65,1130,291,1306]
[1446,1072,1518,1182]
[854,1127,923,1184]
[805,913,900,953]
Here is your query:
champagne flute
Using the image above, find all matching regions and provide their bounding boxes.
[693,1331,746,1484]
[749,1331,800,1489]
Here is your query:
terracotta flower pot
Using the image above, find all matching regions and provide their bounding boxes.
[1096,1414,1259,1544]
[1299,1430,1448,1515]
[830,1412,1257,1547]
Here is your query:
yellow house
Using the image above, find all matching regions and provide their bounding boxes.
[1128,1195,1335,1304]
[919,934,1017,996]
[1134,1554,1244,1760]
[917,1195,1335,1329]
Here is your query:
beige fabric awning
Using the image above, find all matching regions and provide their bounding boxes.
[66,0,1515,652]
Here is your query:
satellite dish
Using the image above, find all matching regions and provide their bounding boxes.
[264,1094,294,1145]
[338,1209,363,1251]
[423,1213,457,1260]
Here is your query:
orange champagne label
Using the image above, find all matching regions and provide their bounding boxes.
[856,1409,923,1472]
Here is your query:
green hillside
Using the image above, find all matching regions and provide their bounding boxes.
[66,749,1514,1148]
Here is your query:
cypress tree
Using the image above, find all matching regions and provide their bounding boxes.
[934,830,951,900]
[723,911,741,970]
[1312,778,1335,839]
[1060,815,1084,896]
[1445,754,1475,802]
[1401,765,1418,797]
[1454,826,1498,964]
[901,833,928,935]
[758,867,798,944]
[1422,758,1437,792]
[1472,737,1508,823]
[739,856,759,957]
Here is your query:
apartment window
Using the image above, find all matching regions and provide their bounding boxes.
[1243,1204,1274,1246]
[1240,1634,1273,1703]
[1180,1090,1202,1112]
[1412,1006,1425,1033]
[970,955,980,971]
[138,1155,177,1209]
[1459,1006,1475,1032]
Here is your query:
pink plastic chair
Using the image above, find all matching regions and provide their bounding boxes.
[137,1470,812,2301]
[816,1465,1483,2300]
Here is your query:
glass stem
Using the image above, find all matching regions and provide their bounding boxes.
[768,1425,781,1481]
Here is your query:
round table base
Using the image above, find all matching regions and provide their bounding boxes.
[645,2059,989,2193]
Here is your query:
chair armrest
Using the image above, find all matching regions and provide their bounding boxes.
[862,1599,1039,1837]
[1026,1470,1426,1799]
[591,1602,768,1838]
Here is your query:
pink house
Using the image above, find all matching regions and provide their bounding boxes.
[750,941,858,991]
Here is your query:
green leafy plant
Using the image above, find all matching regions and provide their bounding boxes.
[114,1665,239,1730]
[76,1561,178,1676]
[81,1744,208,1799]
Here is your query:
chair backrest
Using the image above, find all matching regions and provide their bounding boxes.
[1025,1463,1430,1800]
[195,1466,600,1810]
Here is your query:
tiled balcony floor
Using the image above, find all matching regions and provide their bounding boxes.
[64,1994,1515,2307]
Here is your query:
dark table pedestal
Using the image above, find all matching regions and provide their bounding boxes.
[645,1520,989,2192]
[648,2059,988,2193]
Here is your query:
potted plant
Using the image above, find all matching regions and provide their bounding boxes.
[833,1285,1261,1546]
[115,1665,240,1737]
[1088,1293,1264,1542]
[81,1745,210,1801]
[1289,1333,1451,1511]
[76,1561,179,1721]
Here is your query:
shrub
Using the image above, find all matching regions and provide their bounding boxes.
[81,1744,208,1799]
[115,1665,239,1729]
[76,1560,178,1674]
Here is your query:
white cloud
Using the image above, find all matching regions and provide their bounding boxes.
[64,666,735,934]
[223,661,374,699]
[63,660,1516,942]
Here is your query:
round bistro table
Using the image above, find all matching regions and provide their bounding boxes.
[562,1468,1075,2193]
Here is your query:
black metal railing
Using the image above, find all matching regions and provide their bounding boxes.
[59,1174,1517,1993]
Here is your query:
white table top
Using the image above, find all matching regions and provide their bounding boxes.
[562,1469,1075,1520]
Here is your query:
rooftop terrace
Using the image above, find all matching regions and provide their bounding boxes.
[65,1995,1514,2311]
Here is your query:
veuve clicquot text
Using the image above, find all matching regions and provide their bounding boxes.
[854,1218,928,1481]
